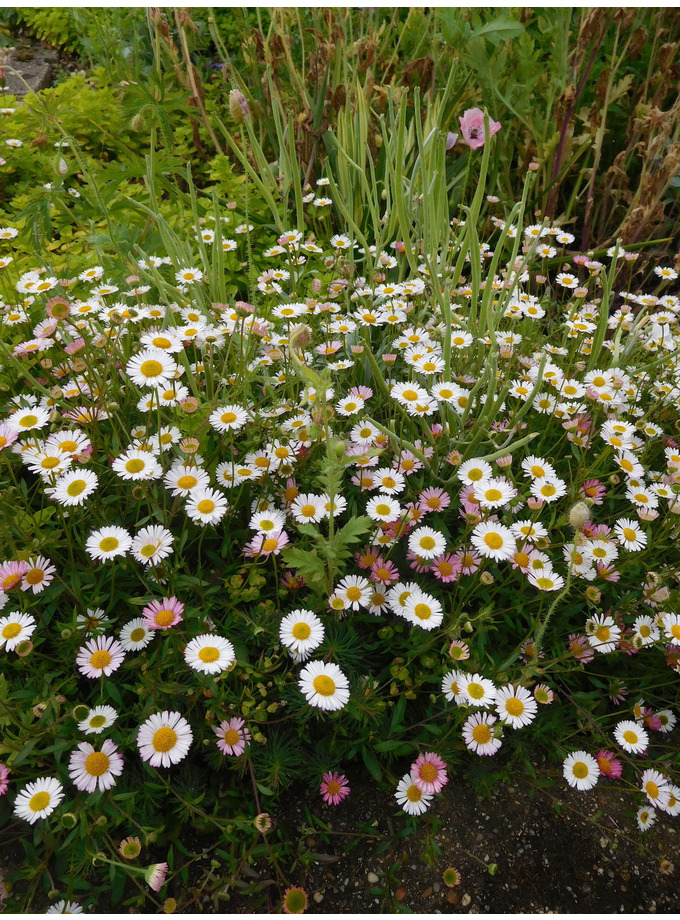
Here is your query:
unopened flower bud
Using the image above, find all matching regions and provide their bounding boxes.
[569,501,590,531]
[229,89,248,123]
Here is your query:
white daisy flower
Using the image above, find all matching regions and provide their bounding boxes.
[164,463,210,497]
[394,773,434,815]
[279,609,324,657]
[333,575,372,610]
[185,488,229,526]
[126,349,178,389]
[290,493,326,524]
[78,705,118,735]
[299,660,350,711]
[112,448,162,481]
[636,805,656,831]
[476,477,517,509]
[586,614,621,653]
[13,777,65,824]
[407,526,447,560]
[403,591,443,630]
[366,494,402,523]
[0,612,37,651]
[137,711,193,767]
[184,634,236,674]
[661,612,680,645]
[48,469,99,507]
[68,739,124,793]
[7,405,51,433]
[640,769,671,809]
[460,672,497,707]
[85,526,133,562]
[131,525,174,566]
[119,618,154,652]
[614,719,649,753]
[462,712,502,756]
[208,404,249,432]
[563,751,599,790]
[495,685,538,728]
[470,521,516,562]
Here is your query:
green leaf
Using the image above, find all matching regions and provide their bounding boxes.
[361,745,382,782]
[470,17,524,46]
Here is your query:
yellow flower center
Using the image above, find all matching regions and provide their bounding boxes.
[406,784,422,802]
[402,389,418,401]
[472,724,491,744]
[536,577,554,590]
[130,628,146,642]
[140,360,163,378]
[541,484,556,496]
[85,752,110,776]
[89,715,107,728]
[595,626,610,641]
[152,337,171,348]
[59,440,78,453]
[90,650,112,670]
[2,622,21,639]
[326,780,341,796]
[198,646,220,663]
[197,499,215,514]
[572,762,588,779]
[420,537,436,552]
[312,675,336,696]
[292,622,311,640]
[153,727,177,752]
[19,415,38,427]
[221,412,237,425]
[224,728,240,746]
[41,457,60,469]
[126,459,145,474]
[154,610,175,627]
[530,465,545,477]
[140,544,157,558]
[413,604,432,620]
[505,697,524,717]
[177,475,197,490]
[623,528,636,542]
[99,537,119,552]
[25,568,44,585]
[671,624,680,639]
[485,489,502,502]
[346,586,362,602]
[484,533,503,550]
[66,480,87,496]
[623,730,638,744]
[467,682,484,700]
[375,504,391,517]
[418,762,438,783]
[646,781,659,798]
[29,791,51,812]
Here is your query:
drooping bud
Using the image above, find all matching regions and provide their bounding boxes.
[569,501,590,531]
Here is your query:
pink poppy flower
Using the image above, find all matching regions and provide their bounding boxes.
[459,107,501,150]
[214,717,251,756]
[320,771,350,806]
[411,752,448,794]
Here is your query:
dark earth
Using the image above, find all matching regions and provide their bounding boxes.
[223,761,680,914]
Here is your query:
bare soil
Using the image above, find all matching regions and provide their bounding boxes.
[228,761,679,914]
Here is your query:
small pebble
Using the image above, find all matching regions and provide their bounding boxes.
[313,893,323,904]
[367,872,379,884]
[462,893,472,907]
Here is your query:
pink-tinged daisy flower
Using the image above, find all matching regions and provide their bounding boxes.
[0,559,29,592]
[580,478,606,504]
[119,836,142,859]
[244,530,289,557]
[282,886,308,914]
[418,487,451,513]
[144,862,169,892]
[462,712,502,755]
[370,557,400,585]
[76,635,125,678]
[568,633,594,664]
[137,711,193,767]
[0,763,9,796]
[0,422,19,451]
[431,553,460,583]
[595,750,623,779]
[454,547,482,575]
[0,612,36,651]
[142,596,184,630]
[448,640,470,662]
[411,752,448,794]
[214,717,251,756]
[68,739,124,793]
[20,555,56,594]
[320,771,350,805]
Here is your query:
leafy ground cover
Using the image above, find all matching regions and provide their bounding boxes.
[0,7,679,914]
